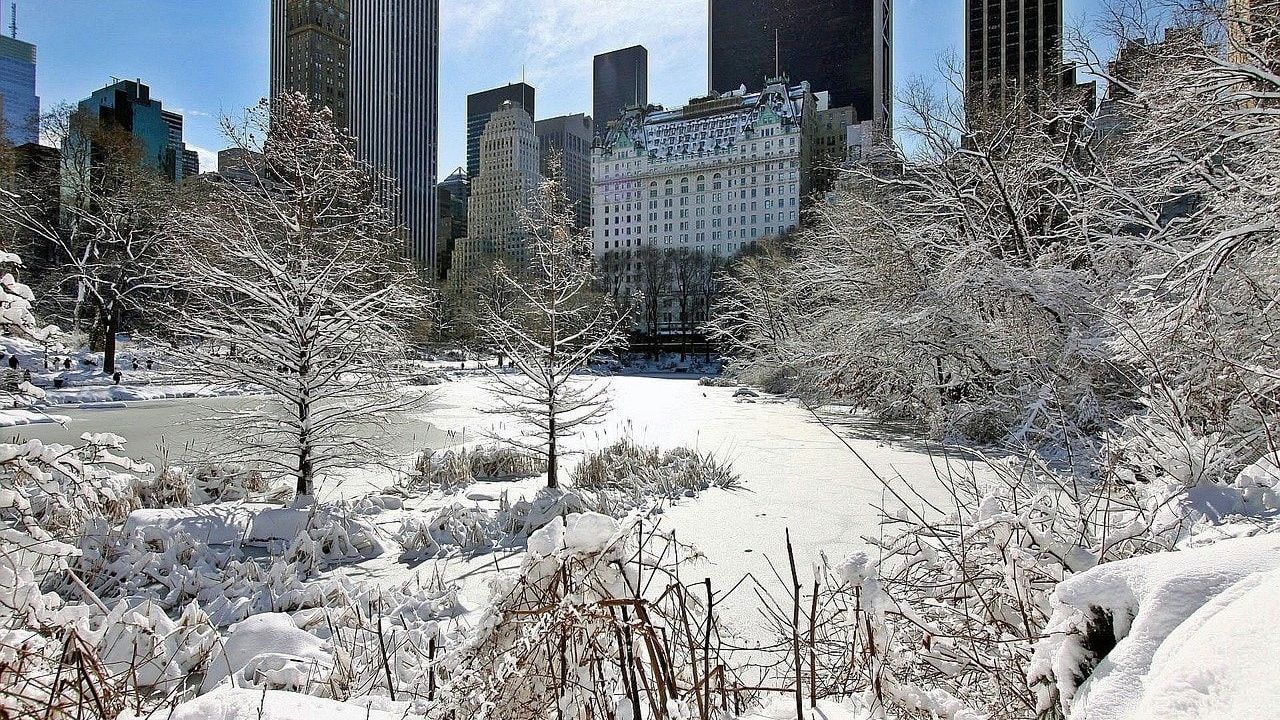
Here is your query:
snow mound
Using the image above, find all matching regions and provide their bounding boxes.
[200,613,334,693]
[1030,533,1280,720]
[143,688,423,720]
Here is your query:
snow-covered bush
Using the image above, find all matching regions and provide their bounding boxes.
[395,488,578,558]
[571,439,740,498]
[408,444,546,494]
[0,433,149,551]
[788,454,1182,720]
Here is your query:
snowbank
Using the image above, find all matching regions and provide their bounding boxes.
[1030,532,1280,720]
[139,687,423,720]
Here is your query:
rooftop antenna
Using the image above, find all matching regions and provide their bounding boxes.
[774,29,780,78]
[10,2,17,39]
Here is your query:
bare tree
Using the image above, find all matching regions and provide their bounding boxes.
[635,244,672,356]
[164,94,431,501]
[479,155,627,489]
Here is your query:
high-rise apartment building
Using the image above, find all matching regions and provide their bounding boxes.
[1228,0,1279,72]
[965,0,1071,112]
[536,113,593,230]
[593,46,647,141]
[270,0,440,268]
[708,1,891,129]
[68,80,180,182]
[0,4,39,146]
[466,83,535,182]
[449,102,541,287]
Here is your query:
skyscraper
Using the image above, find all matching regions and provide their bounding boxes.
[593,46,647,141]
[535,114,593,230]
[68,80,180,182]
[708,0,891,129]
[0,4,39,146]
[449,102,541,287]
[270,0,440,268]
[183,148,200,179]
[965,0,1070,112]
[466,83,535,183]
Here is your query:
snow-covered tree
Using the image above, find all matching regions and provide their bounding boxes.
[479,155,627,489]
[165,94,431,500]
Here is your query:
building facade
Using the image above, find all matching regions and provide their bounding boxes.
[270,0,352,129]
[965,0,1072,113]
[0,15,39,146]
[466,83,535,182]
[535,113,593,230]
[593,46,647,141]
[592,79,815,281]
[270,0,440,268]
[448,103,541,286]
[708,0,891,129]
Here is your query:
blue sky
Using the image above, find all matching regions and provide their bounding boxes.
[15,0,1108,174]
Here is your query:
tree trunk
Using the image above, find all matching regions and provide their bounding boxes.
[103,304,120,374]
[546,411,558,489]
[296,339,313,501]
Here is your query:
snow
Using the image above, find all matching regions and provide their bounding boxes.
[1031,533,1280,720]
[142,688,423,720]
[200,613,334,693]
[125,504,254,545]
[40,382,257,406]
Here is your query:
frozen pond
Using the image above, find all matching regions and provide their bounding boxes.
[12,373,982,637]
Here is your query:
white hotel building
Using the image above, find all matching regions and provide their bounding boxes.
[591,78,817,286]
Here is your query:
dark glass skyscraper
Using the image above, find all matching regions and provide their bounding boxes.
[708,0,891,128]
[593,46,647,141]
[466,83,535,183]
[965,0,1068,111]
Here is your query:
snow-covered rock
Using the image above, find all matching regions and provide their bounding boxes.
[1030,533,1280,719]
[200,613,334,693]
